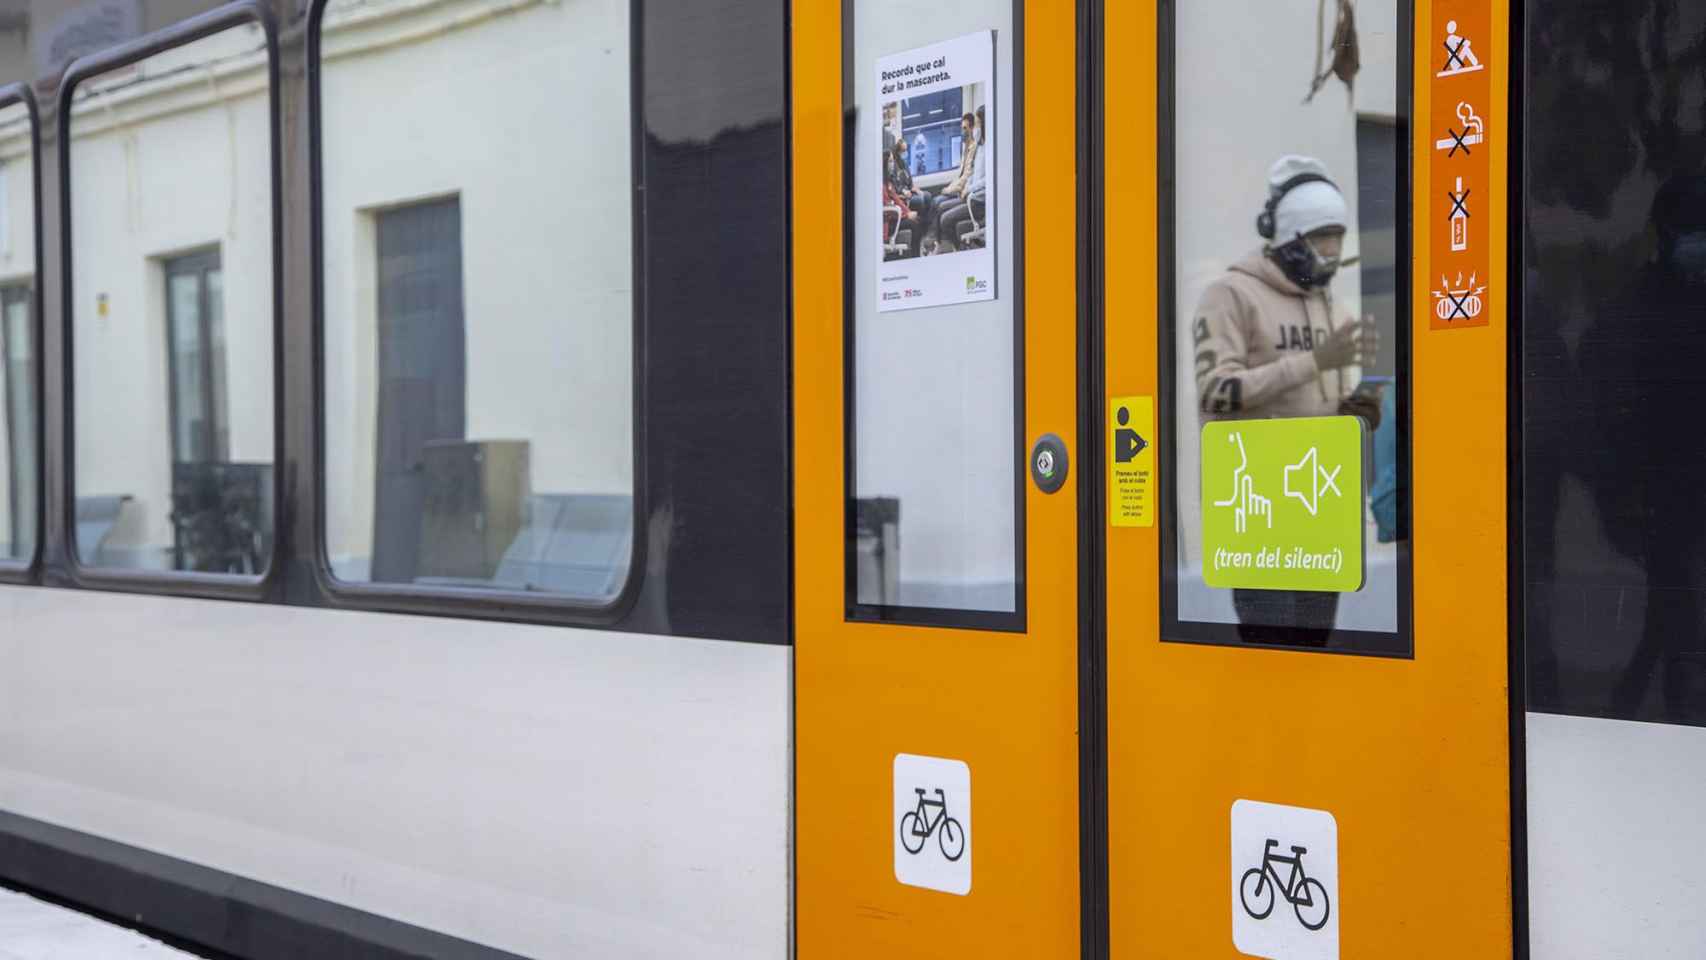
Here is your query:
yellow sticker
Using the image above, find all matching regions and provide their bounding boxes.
[1109,396,1155,528]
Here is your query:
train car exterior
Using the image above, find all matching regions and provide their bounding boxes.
[0,0,793,956]
[0,0,1705,958]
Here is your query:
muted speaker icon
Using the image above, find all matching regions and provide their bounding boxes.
[1283,447,1343,516]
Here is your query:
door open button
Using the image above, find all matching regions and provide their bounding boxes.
[1031,434,1069,494]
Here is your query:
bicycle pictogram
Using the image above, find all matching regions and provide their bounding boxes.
[1239,838,1332,931]
[899,787,966,862]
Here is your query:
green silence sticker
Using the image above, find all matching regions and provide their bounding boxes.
[1200,416,1366,592]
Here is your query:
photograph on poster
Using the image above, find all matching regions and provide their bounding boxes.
[875,31,996,312]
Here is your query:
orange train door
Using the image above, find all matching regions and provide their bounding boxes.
[1102,0,1513,957]
[793,0,1086,956]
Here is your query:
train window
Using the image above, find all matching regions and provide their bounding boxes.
[1523,1,1706,726]
[0,95,36,567]
[65,22,277,577]
[316,0,636,603]
[845,1,1021,627]
[1159,0,1412,655]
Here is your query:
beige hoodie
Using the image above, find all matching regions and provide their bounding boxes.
[1192,249,1358,421]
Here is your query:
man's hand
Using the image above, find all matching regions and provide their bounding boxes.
[1313,316,1379,371]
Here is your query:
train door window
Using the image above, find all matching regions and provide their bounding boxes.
[316,0,636,604]
[65,21,277,577]
[845,0,1019,626]
[1160,0,1412,655]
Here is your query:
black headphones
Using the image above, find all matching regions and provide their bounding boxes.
[1256,172,1334,240]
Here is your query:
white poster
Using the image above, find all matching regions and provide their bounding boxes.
[874,31,997,312]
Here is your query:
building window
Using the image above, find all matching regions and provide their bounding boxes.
[369,198,467,584]
[0,282,32,561]
[164,249,229,464]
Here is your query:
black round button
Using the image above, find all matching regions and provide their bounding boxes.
[1030,433,1069,494]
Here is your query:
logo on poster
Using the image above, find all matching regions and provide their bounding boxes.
[965,275,989,294]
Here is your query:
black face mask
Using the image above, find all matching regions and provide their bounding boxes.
[1269,235,1340,289]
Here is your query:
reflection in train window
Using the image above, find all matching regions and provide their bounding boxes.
[67,26,275,576]
[318,0,635,601]
[1524,0,1706,727]
[0,99,34,564]
[1162,0,1411,655]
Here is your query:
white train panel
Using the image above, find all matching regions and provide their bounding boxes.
[0,586,790,959]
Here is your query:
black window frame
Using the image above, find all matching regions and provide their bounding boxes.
[840,1,1029,633]
[305,0,648,626]
[0,83,43,582]
[58,2,284,600]
[1155,0,1416,658]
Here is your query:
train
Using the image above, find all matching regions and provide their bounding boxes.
[0,0,1696,957]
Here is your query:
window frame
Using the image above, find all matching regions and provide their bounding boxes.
[58,3,284,600]
[305,0,648,625]
[0,83,42,582]
[840,2,1029,633]
[1154,0,1416,658]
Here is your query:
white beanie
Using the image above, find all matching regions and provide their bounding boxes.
[1266,155,1347,241]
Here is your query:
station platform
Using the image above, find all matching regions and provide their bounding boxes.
[0,888,196,958]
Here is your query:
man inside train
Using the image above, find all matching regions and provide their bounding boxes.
[1192,155,1380,641]
[937,106,987,253]
[919,111,980,254]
